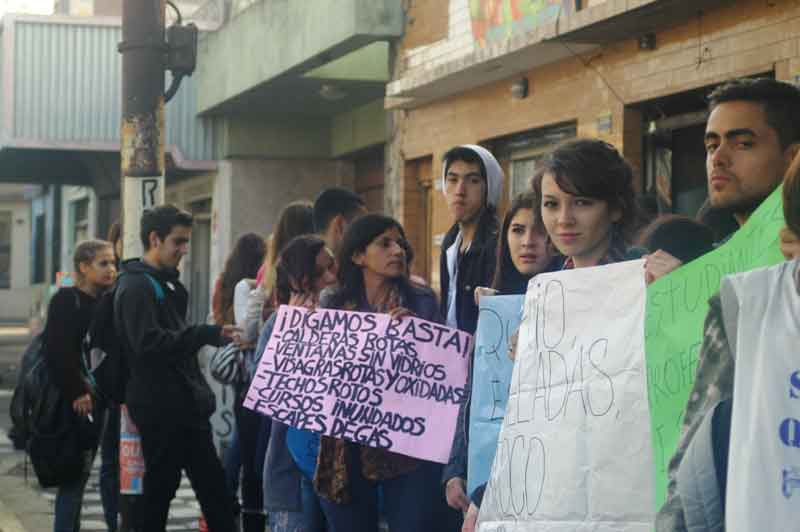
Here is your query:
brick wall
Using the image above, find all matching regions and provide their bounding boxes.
[400,0,476,75]
[391,0,800,283]
[403,0,450,50]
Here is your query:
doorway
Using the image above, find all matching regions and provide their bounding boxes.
[638,72,772,222]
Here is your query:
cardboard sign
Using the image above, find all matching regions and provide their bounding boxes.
[244,306,471,463]
[468,294,524,495]
[478,260,654,531]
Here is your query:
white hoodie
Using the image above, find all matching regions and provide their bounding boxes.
[441,144,505,209]
[441,145,505,328]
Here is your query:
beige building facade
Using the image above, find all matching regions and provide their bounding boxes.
[386,0,799,287]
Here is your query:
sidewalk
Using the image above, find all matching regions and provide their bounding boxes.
[0,324,30,346]
[0,431,52,532]
[0,428,204,532]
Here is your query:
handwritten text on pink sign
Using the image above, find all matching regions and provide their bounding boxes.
[244,305,471,463]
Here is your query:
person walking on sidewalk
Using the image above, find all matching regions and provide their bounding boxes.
[44,239,117,532]
[114,205,239,532]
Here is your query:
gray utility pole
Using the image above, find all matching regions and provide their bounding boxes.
[119,0,197,258]
[119,0,166,260]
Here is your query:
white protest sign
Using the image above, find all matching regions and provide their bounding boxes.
[724,260,800,532]
[478,259,654,532]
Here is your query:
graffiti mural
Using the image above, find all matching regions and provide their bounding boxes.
[469,0,573,47]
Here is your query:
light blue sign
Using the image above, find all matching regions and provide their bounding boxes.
[467,295,524,495]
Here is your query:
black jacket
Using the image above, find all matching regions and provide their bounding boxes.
[440,210,498,485]
[114,259,223,428]
[439,209,500,336]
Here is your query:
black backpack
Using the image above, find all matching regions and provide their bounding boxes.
[8,289,84,451]
[8,333,46,450]
[87,271,165,405]
[26,362,94,487]
[9,290,98,487]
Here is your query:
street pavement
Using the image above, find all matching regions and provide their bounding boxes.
[0,326,206,532]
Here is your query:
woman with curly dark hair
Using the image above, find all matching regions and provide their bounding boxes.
[256,235,337,532]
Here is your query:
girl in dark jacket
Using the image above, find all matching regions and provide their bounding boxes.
[462,192,552,531]
[314,214,445,532]
[44,239,116,532]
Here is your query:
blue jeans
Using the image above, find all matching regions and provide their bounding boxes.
[99,406,119,532]
[267,477,325,532]
[317,450,446,532]
[54,449,94,532]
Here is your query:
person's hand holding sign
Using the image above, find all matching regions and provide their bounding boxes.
[289,291,318,310]
[220,324,242,345]
[446,476,471,512]
[474,286,498,306]
[388,306,415,321]
[462,502,479,532]
[644,249,683,285]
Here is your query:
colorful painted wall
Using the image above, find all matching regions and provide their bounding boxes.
[469,0,572,47]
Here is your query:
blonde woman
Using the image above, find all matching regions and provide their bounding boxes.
[44,239,116,532]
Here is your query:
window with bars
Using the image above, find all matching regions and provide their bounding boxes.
[497,122,577,200]
[72,198,90,247]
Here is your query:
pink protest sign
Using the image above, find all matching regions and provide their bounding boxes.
[244,305,471,463]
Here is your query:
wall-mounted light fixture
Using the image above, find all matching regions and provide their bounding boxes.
[320,84,347,101]
[638,33,656,51]
[511,77,529,100]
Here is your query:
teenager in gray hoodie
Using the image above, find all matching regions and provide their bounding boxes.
[439,145,504,525]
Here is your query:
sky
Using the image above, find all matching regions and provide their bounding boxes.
[0,0,53,17]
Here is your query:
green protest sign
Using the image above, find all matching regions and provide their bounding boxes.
[646,186,786,506]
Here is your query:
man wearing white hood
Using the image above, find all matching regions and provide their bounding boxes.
[438,145,504,527]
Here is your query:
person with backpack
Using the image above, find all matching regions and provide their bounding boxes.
[114,205,240,532]
[43,239,117,532]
